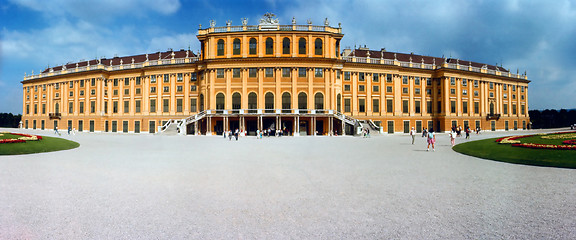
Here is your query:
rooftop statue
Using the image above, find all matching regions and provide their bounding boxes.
[259,12,279,25]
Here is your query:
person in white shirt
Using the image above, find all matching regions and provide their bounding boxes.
[410,127,416,144]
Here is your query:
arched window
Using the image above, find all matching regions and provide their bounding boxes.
[216,93,225,112]
[248,92,257,113]
[314,38,323,55]
[282,92,291,113]
[265,38,274,55]
[282,37,290,55]
[314,92,324,110]
[337,94,342,112]
[265,92,274,113]
[233,38,241,55]
[249,38,257,55]
[232,92,241,112]
[217,39,225,56]
[199,94,204,111]
[298,92,307,112]
[299,38,306,54]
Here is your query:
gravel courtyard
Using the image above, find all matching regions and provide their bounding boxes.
[1,128,575,239]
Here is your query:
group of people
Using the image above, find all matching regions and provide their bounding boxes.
[255,128,287,139]
[53,125,76,136]
[362,128,371,138]
[410,127,437,151]
[224,129,241,141]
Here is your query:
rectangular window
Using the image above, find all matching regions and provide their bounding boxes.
[427,101,432,114]
[42,103,46,114]
[176,99,183,112]
[104,102,108,114]
[90,101,95,113]
[69,102,73,113]
[233,68,241,78]
[113,101,118,113]
[190,72,197,81]
[415,88,420,95]
[190,85,197,91]
[124,89,129,95]
[426,78,432,85]
[373,73,379,82]
[359,72,365,81]
[474,80,479,87]
[150,99,156,112]
[299,68,307,77]
[415,77,420,85]
[402,88,408,94]
[134,121,140,133]
[265,68,274,77]
[163,86,169,93]
[463,101,468,114]
[124,100,129,113]
[136,88,141,95]
[80,80,84,87]
[402,100,409,113]
[190,98,197,112]
[437,101,442,113]
[148,121,155,133]
[503,84,507,90]
[91,89,96,95]
[474,90,479,97]
[358,85,365,92]
[521,86,525,92]
[474,102,479,114]
[463,89,467,95]
[426,89,432,95]
[90,120,94,132]
[70,91,73,97]
[336,70,341,79]
[402,76,408,85]
[91,78,96,86]
[373,85,379,92]
[462,79,467,86]
[69,81,74,88]
[164,74,169,83]
[344,84,351,91]
[113,89,118,96]
[124,78,129,86]
[386,74,392,83]
[415,100,421,113]
[373,99,379,112]
[489,82,494,89]
[315,68,323,77]
[450,77,456,85]
[503,103,508,114]
[151,87,156,93]
[114,79,118,86]
[512,104,517,115]
[450,88,456,95]
[386,86,392,93]
[386,99,393,113]
[177,73,183,82]
[151,75,156,83]
[177,86,183,92]
[136,77,141,85]
[358,99,365,112]
[451,101,456,113]
[282,68,291,77]
[123,121,128,133]
[249,68,257,78]
[344,71,350,80]
[135,100,141,113]
[489,92,494,98]
[163,99,170,113]
[217,69,224,78]
[344,98,351,112]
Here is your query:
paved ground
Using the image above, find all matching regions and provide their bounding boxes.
[1,127,575,239]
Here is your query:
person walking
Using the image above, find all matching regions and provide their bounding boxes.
[234,129,239,141]
[410,127,416,144]
[68,125,71,135]
[450,130,456,146]
[427,129,436,151]
[54,125,61,136]
[422,128,428,138]
[465,126,470,139]
[228,130,232,141]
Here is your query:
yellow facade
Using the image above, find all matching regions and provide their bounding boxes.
[21,15,530,135]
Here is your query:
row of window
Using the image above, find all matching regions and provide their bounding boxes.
[214,67,326,78]
[217,37,323,56]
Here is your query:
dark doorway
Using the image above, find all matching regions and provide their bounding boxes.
[316,120,324,135]
[214,120,223,135]
[280,120,293,136]
[246,119,258,135]
[230,120,239,133]
[299,120,309,136]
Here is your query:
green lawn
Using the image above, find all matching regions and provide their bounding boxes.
[0,133,79,155]
[453,134,576,169]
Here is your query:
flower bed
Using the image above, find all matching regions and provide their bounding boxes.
[496,131,576,150]
[0,133,43,144]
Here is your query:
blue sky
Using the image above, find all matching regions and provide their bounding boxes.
[1,0,575,114]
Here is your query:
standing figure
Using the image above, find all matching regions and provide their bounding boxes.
[234,129,239,141]
[410,127,416,144]
[427,129,436,151]
[465,126,470,139]
[68,125,71,135]
[54,125,61,136]
[450,130,456,146]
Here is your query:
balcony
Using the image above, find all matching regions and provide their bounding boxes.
[49,113,61,120]
[486,113,501,120]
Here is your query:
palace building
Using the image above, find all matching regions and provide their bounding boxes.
[21,14,530,136]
